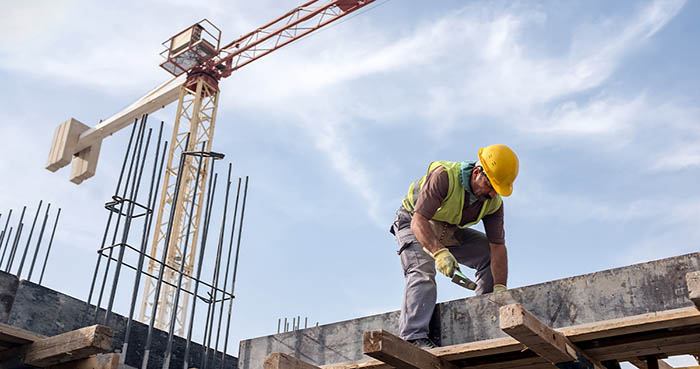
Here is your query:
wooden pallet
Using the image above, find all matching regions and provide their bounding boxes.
[264,271,700,369]
[0,323,117,368]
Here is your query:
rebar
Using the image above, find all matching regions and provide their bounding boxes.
[105,122,153,325]
[0,209,12,256]
[121,122,166,364]
[6,206,27,272]
[162,143,210,369]
[7,223,24,271]
[219,176,242,366]
[1,227,13,265]
[213,166,235,362]
[39,208,61,285]
[86,121,139,312]
[141,134,190,369]
[202,168,232,369]
[95,119,147,320]
[183,170,219,369]
[27,203,51,281]
[17,200,43,278]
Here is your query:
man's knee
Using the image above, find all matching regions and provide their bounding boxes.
[401,243,436,281]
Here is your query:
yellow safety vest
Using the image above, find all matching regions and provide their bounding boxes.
[402,161,502,228]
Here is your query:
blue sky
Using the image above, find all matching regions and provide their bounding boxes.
[1,0,699,364]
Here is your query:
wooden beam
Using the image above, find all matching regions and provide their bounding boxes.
[591,336,700,361]
[363,330,459,369]
[500,303,606,369]
[0,322,44,346]
[20,325,112,367]
[628,358,673,369]
[320,307,700,369]
[687,271,700,311]
[47,353,120,369]
[264,353,322,369]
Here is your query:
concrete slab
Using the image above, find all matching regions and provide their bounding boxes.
[237,252,700,369]
[0,271,18,323]
[2,279,237,369]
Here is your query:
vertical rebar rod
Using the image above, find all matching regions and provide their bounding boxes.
[86,121,138,309]
[219,176,242,367]
[95,119,146,319]
[1,227,13,266]
[121,122,165,364]
[221,176,248,362]
[183,171,218,369]
[27,203,51,281]
[39,208,61,285]
[162,144,210,369]
[6,206,27,272]
[213,165,235,361]
[105,124,153,325]
[17,200,43,277]
[7,223,24,272]
[141,134,190,369]
[202,168,231,369]
[0,209,12,256]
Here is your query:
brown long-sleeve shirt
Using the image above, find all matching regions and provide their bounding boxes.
[414,166,505,244]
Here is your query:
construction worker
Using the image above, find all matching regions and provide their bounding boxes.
[390,144,519,348]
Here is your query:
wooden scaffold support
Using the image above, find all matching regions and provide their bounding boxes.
[263,270,700,369]
[0,323,115,369]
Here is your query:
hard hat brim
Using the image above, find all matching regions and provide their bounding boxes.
[492,181,513,197]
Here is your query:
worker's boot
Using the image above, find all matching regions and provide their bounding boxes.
[407,337,438,349]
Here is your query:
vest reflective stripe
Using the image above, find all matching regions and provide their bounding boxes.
[402,161,502,228]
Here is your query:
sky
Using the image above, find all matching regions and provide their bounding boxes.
[1,0,699,365]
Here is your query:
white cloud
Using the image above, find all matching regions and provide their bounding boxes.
[653,145,700,171]
[530,93,645,137]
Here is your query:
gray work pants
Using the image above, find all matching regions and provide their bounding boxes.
[391,208,493,341]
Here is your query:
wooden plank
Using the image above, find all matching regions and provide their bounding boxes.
[499,303,606,369]
[321,358,390,369]
[564,307,700,342]
[628,358,673,369]
[24,325,112,367]
[363,330,459,369]
[499,303,577,363]
[264,353,322,369]
[592,335,700,361]
[687,271,700,311]
[321,307,700,369]
[0,322,44,346]
[47,353,120,369]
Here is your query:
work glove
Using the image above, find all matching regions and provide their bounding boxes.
[425,247,458,278]
[493,284,507,292]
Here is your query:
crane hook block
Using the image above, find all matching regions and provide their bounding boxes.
[46,118,102,184]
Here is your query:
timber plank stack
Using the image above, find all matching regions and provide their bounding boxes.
[263,271,700,369]
[0,323,117,368]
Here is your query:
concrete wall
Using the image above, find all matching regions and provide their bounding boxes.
[237,252,700,368]
[0,272,237,369]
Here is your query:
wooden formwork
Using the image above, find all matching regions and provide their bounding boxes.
[0,323,117,368]
[264,271,700,369]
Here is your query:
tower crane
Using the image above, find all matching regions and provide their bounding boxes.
[45,0,375,336]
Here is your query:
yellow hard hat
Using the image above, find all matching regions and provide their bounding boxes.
[478,144,519,197]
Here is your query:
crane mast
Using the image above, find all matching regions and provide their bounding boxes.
[130,0,376,335]
[45,0,375,338]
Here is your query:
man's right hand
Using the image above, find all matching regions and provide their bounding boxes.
[430,248,459,277]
